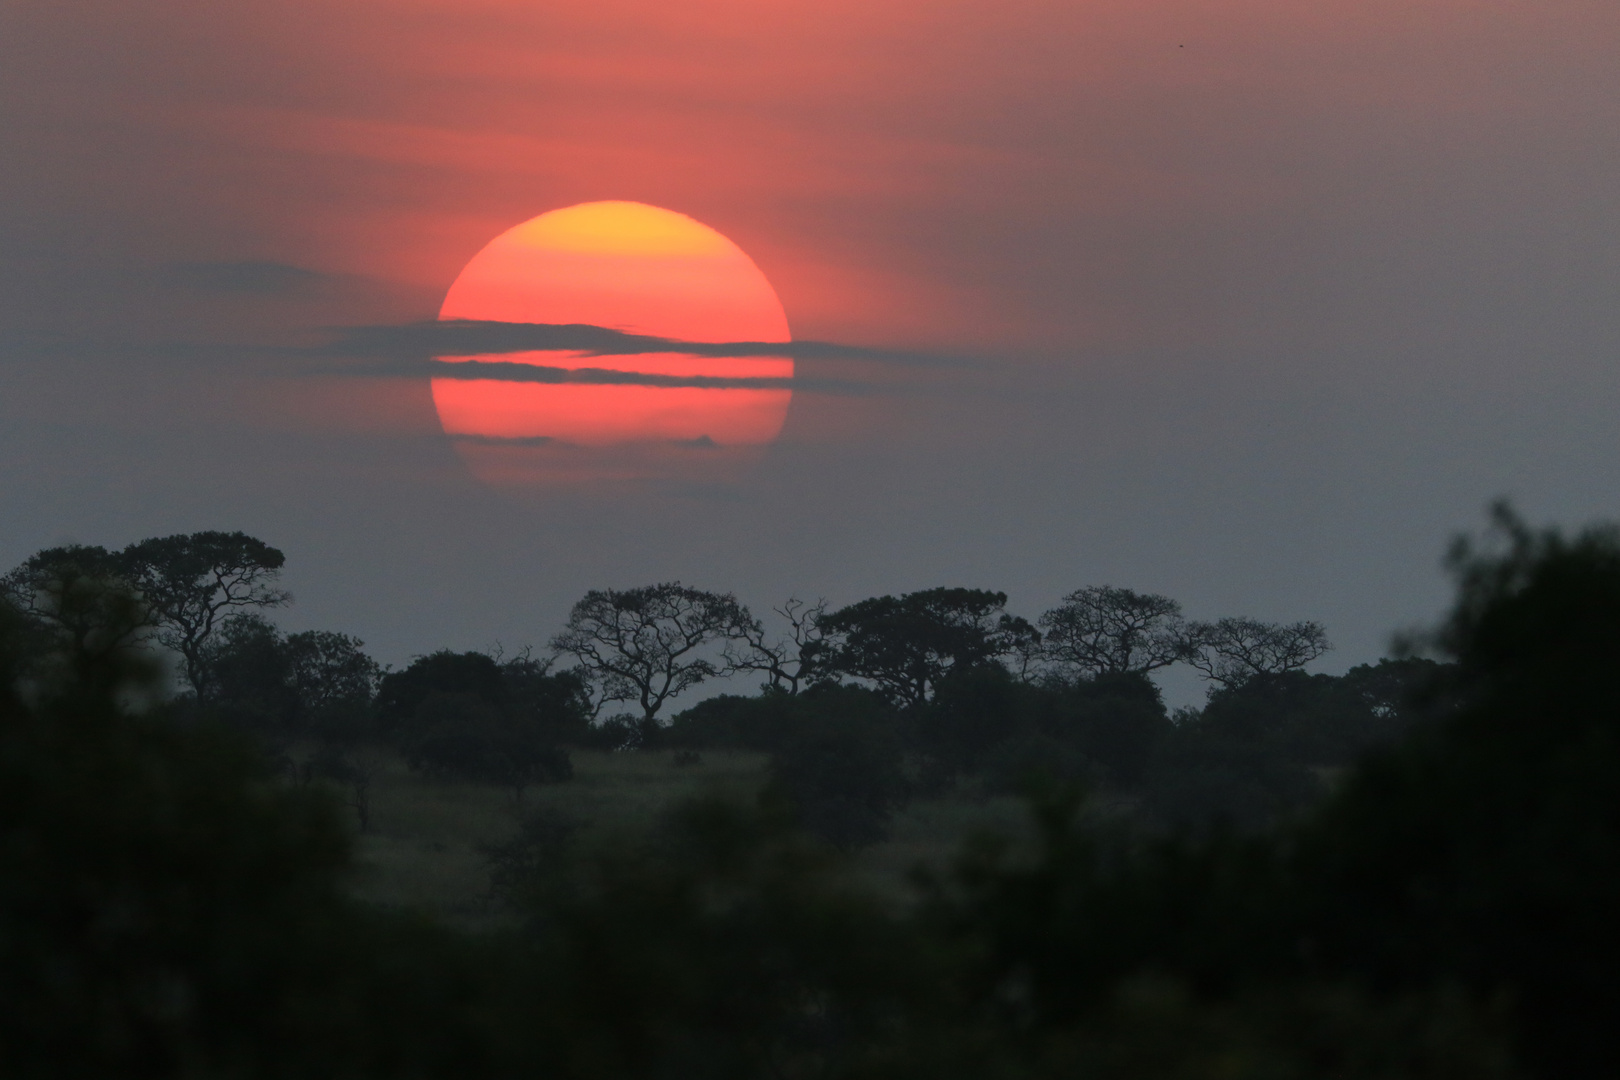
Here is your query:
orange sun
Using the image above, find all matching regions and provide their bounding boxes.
[432,202,793,474]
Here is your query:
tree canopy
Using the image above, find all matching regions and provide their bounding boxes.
[551,582,755,723]
[816,587,1038,707]
[1182,616,1332,688]
[1038,585,1188,678]
[120,531,290,695]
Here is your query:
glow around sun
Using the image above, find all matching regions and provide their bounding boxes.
[432,202,793,467]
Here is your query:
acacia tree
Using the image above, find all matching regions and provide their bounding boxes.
[551,583,756,724]
[119,532,290,696]
[725,597,828,695]
[1182,616,1332,688]
[1038,585,1188,679]
[816,587,1039,708]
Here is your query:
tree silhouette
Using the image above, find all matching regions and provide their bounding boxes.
[1182,616,1331,688]
[1038,585,1188,678]
[119,532,289,696]
[551,583,755,723]
[817,587,1038,708]
[726,597,828,695]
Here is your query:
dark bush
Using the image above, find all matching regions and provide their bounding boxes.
[375,650,505,732]
[767,686,909,849]
[1139,663,1451,830]
[661,690,800,752]
[403,691,573,796]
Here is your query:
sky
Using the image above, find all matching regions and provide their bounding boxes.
[3,0,1618,700]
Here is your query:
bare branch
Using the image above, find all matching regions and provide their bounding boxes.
[1038,585,1187,679]
[1181,616,1332,688]
[723,596,827,694]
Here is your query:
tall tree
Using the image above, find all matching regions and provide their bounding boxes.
[551,583,755,723]
[817,587,1038,708]
[1182,616,1331,688]
[120,532,290,696]
[1038,585,1188,678]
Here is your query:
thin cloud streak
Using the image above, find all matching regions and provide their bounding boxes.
[297,318,975,397]
[324,356,877,396]
[320,319,973,367]
[429,358,855,394]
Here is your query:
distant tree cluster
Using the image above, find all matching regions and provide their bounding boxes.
[0,534,1350,841]
[551,580,1332,719]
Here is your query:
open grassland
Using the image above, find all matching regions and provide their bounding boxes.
[344,748,1049,925]
[349,748,771,927]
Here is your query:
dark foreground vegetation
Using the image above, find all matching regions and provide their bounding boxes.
[1,506,1617,1077]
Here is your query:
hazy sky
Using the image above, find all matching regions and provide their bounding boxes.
[3,0,1618,698]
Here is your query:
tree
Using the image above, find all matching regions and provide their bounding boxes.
[284,629,382,733]
[816,587,1039,708]
[374,649,505,732]
[119,531,290,696]
[197,616,382,746]
[1287,506,1620,1078]
[0,545,155,690]
[1038,585,1188,679]
[373,650,584,793]
[550,582,756,724]
[497,650,593,745]
[198,613,296,728]
[1182,616,1331,688]
[725,597,827,695]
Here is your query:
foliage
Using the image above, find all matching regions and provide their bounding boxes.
[552,582,756,722]
[0,587,511,1078]
[493,795,923,1078]
[815,587,1039,708]
[403,691,574,796]
[377,651,586,795]
[0,544,159,697]
[120,531,290,696]
[1140,661,1447,830]
[375,649,505,732]
[286,628,384,733]
[1286,507,1620,1079]
[764,685,910,849]
[664,685,908,847]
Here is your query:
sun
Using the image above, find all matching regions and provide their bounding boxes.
[432,202,793,467]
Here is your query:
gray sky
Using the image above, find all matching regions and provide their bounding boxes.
[3,0,1618,702]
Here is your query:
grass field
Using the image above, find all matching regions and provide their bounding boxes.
[342,747,1050,927]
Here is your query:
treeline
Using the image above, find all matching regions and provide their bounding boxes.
[3,536,1425,839]
[3,511,1618,1077]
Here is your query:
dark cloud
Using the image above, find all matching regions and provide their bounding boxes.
[320,320,969,367]
[430,358,821,393]
[299,320,962,396]
[430,358,777,389]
